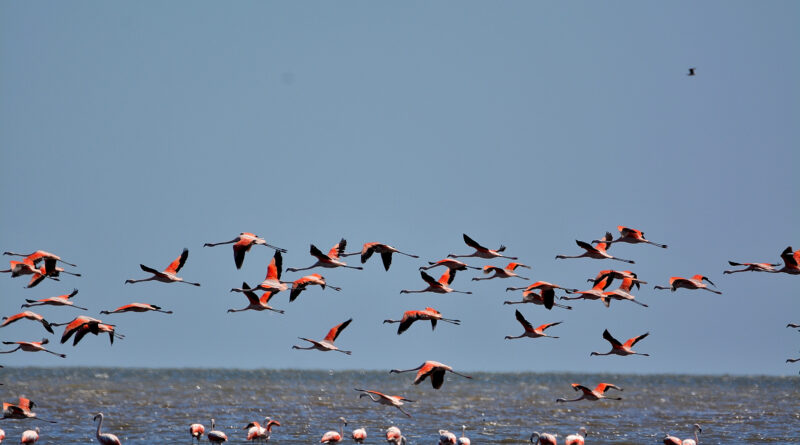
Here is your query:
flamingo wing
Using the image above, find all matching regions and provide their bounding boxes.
[462,233,486,251]
[240,282,261,306]
[165,249,189,274]
[397,313,418,335]
[260,290,278,305]
[624,332,649,348]
[420,270,438,285]
[328,238,346,259]
[537,321,562,332]
[413,362,436,385]
[595,382,622,393]
[575,240,597,252]
[233,239,250,269]
[324,318,352,342]
[361,243,378,263]
[441,268,456,285]
[266,251,283,280]
[431,368,446,389]
[140,264,164,276]
[514,310,534,331]
[310,244,329,261]
[541,288,555,309]
[602,329,623,348]
[780,246,798,267]
[380,251,393,271]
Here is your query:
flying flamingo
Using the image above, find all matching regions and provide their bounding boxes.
[586,269,647,286]
[3,250,76,269]
[724,260,780,274]
[1,397,56,423]
[601,274,649,307]
[472,262,531,281]
[1,311,54,333]
[663,424,701,445]
[771,246,800,275]
[438,430,457,445]
[355,389,414,417]
[24,266,69,289]
[20,427,39,444]
[788,323,800,330]
[190,423,205,443]
[231,251,290,295]
[786,352,800,363]
[125,248,200,286]
[457,426,470,445]
[21,289,86,310]
[245,417,280,443]
[385,427,406,445]
[590,329,650,357]
[0,339,65,358]
[321,417,347,444]
[289,274,341,302]
[204,232,286,269]
[351,427,367,444]
[505,281,577,310]
[420,259,481,271]
[51,316,124,346]
[93,413,121,445]
[287,239,363,272]
[389,360,472,389]
[342,242,419,271]
[448,234,517,260]
[227,282,285,314]
[556,233,634,264]
[383,307,460,335]
[399,270,472,295]
[565,427,588,445]
[208,419,228,444]
[0,259,43,279]
[556,383,623,403]
[560,276,613,307]
[504,310,562,340]
[292,319,353,354]
[100,303,172,315]
[654,275,721,294]
[593,226,667,248]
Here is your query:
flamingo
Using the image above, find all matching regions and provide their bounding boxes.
[556,383,622,403]
[457,425,470,445]
[20,427,39,444]
[529,432,557,445]
[245,417,280,443]
[321,417,347,444]
[385,427,405,445]
[208,418,228,444]
[505,281,577,310]
[438,430,457,445]
[0,259,44,279]
[100,303,173,315]
[21,289,86,310]
[771,246,800,275]
[448,234,517,260]
[125,248,200,286]
[231,251,290,294]
[189,423,205,443]
[0,338,65,358]
[687,67,696,76]
[204,232,286,269]
[383,307,460,335]
[293,319,353,354]
[3,250,76,268]
[593,226,667,248]
[787,323,800,330]
[723,260,780,274]
[601,275,649,307]
[786,352,800,363]
[227,282,284,314]
[351,427,367,444]
[586,270,647,286]
[287,239,363,272]
[0,428,4,443]
[389,360,472,389]
[23,266,71,289]
[663,424,701,445]
[1,311,54,334]
[556,233,634,264]
[399,270,472,295]
[473,262,531,281]
[51,316,124,346]
[560,276,613,307]
[355,388,414,417]
[289,274,341,302]
[654,275,721,294]
[93,413,122,445]
[420,259,481,271]
[590,329,650,357]
[1,397,56,423]
[343,242,419,271]
[565,427,587,445]
[504,310,562,340]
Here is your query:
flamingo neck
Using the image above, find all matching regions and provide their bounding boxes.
[95,415,103,438]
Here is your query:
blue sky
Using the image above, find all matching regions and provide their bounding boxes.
[1,1,798,375]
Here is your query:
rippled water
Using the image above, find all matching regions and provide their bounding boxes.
[0,368,798,444]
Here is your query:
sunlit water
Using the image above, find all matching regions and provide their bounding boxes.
[1,368,797,444]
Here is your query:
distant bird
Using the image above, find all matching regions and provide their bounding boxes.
[663,424,701,445]
[355,388,414,417]
[687,67,696,76]
[93,413,121,445]
[601,274,649,307]
[448,234,517,260]
[399,270,472,295]
[787,323,800,330]
[321,417,347,444]
[556,383,623,403]
[419,259,481,271]
[472,262,531,281]
[204,232,286,269]
[556,233,634,264]
[771,246,800,275]
[389,360,472,389]
[529,432,557,445]
[505,281,577,310]
[723,260,780,274]
[1,311,54,334]
[21,289,86,310]
[594,226,667,249]
[289,274,341,302]
[0,338,65,358]
[287,239,363,272]
[3,250,77,275]
[438,430,457,445]
[385,426,406,445]
[654,275,721,294]
[100,303,172,315]
[351,427,367,444]
[20,427,39,444]
[504,310,562,340]
[561,275,613,306]
[190,423,205,443]
[786,352,800,363]
[231,251,290,294]
[245,417,280,443]
[125,248,200,286]
[208,418,227,444]
[457,425,470,445]
[1,397,56,423]
[342,242,419,271]
[565,427,588,445]
[293,319,353,354]
[51,316,124,346]
[590,329,650,357]
[227,282,284,314]
[383,307,460,335]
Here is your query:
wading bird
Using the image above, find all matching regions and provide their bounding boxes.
[383,307,460,335]
[204,232,286,269]
[125,248,200,286]
[100,303,172,315]
[772,246,800,275]
[0,339,65,358]
[2,397,56,423]
[663,424,701,445]
[561,276,613,307]
[287,239,363,272]
[190,423,205,443]
[400,270,471,295]
[208,419,227,444]
[321,417,347,444]
[472,262,530,281]
[590,329,650,357]
[385,427,405,445]
[93,413,121,445]
[457,426,470,445]
[594,226,667,248]
[227,282,284,314]
[504,310,562,340]
[724,260,780,274]
[355,389,414,417]
[289,274,341,302]
[244,417,280,443]
[654,275,721,294]
[390,360,472,389]
[21,289,86,310]
[439,430,457,445]
[231,251,290,294]
[419,259,481,272]
[565,427,588,445]
[529,432,556,445]
[1,311,54,333]
[448,234,517,260]
[343,242,418,271]
[293,319,353,354]
[556,233,634,264]
[20,427,39,444]
[556,383,622,403]
[352,427,367,444]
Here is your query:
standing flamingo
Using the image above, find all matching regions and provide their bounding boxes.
[556,383,623,403]
[504,310,562,340]
[654,275,721,294]
[125,248,200,286]
[189,423,205,443]
[385,427,405,445]
[287,239,363,272]
[204,232,286,269]
[472,263,531,281]
[100,303,172,315]
[321,417,347,444]
[663,424,701,445]
[208,419,227,444]
[231,251,290,294]
[21,289,86,310]
[438,430,457,445]
[420,259,481,271]
[771,246,800,275]
[289,274,341,302]
[383,307,460,334]
[457,426,470,445]
[556,233,634,264]
[292,319,353,354]
[448,234,517,260]
[227,282,284,314]
[0,339,65,358]
[93,413,122,445]
[351,427,367,444]
[590,329,650,357]
[20,427,39,444]
[593,226,667,248]
[343,242,418,271]
[724,260,780,274]
[355,389,414,417]
[399,270,471,295]
[529,432,557,445]
[565,427,588,445]
[245,417,280,443]
[1,311,54,334]
[389,360,472,389]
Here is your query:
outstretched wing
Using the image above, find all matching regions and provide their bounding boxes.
[441,268,456,285]
[361,243,377,263]
[165,249,189,274]
[329,238,346,259]
[265,251,283,280]
[380,252,393,271]
[324,318,352,342]
[240,282,260,306]
[576,240,596,252]
[624,332,649,348]
[310,244,328,261]
[514,310,534,331]
[602,329,623,348]
[420,270,438,285]
[595,382,622,393]
[462,234,486,251]
[541,288,555,310]
[431,368,446,389]
[536,321,562,332]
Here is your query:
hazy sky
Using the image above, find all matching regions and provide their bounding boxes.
[1,1,798,376]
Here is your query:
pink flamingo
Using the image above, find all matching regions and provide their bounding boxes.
[287,239,363,272]
[504,310,562,340]
[125,248,200,286]
[448,234,517,260]
[204,232,286,269]
[556,383,622,403]
[342,242,418,271]
[556,233,634,264]
[400,270,471,295]
[590,329,650,357]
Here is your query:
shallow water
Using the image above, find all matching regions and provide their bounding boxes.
[1,368,798,444]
